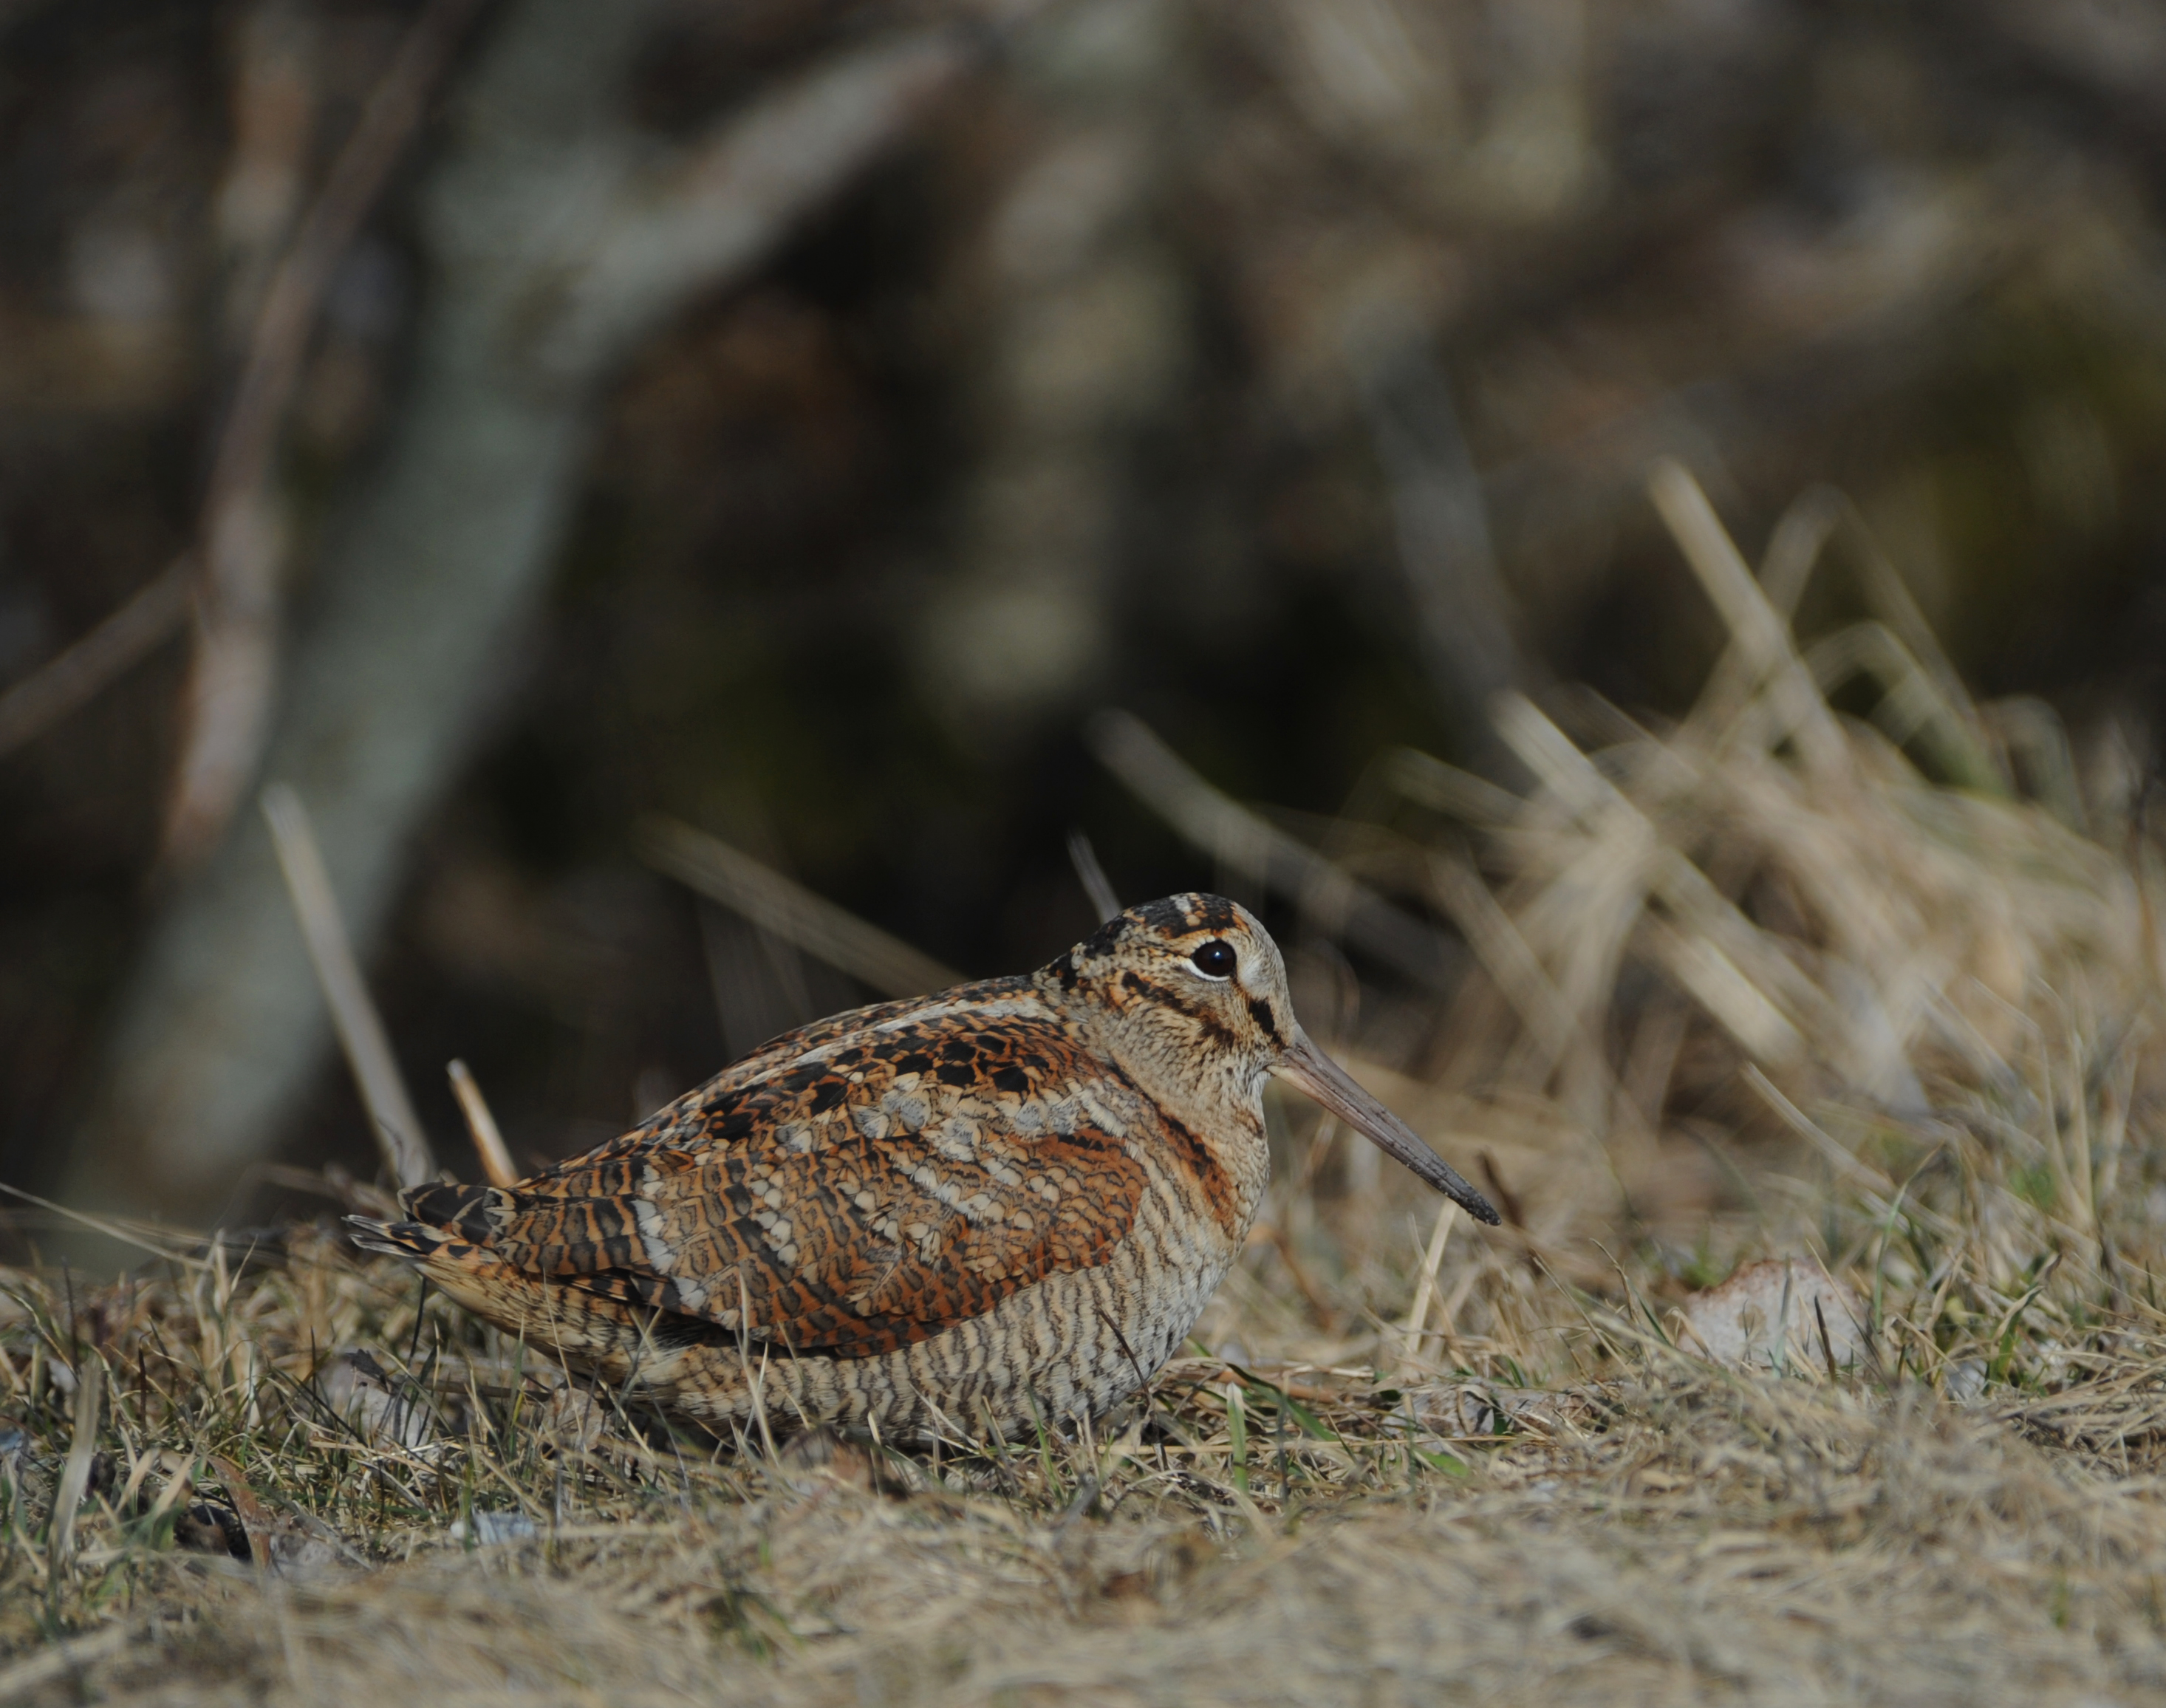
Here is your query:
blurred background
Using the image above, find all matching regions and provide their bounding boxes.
[4,0,2166,1251]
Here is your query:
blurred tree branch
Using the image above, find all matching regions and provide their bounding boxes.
[163,0,491,872]
[0,0,479,793]
[71,0,1004,1221]
[544,29,978,376]
[0,556,191,761]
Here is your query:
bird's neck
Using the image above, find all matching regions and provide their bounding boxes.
[1039,970,1273,1225]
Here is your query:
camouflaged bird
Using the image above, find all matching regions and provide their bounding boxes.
[352,895,1498,1441]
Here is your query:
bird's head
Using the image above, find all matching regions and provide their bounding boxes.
[1041,892,1499,1223]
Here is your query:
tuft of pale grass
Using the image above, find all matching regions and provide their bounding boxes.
[10,467,2166,1702]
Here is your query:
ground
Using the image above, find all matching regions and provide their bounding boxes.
[7,487,2166,1704]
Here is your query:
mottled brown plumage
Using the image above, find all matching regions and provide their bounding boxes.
[352,894,1496,1440]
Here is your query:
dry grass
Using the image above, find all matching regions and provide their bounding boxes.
[11,465,2166,1704]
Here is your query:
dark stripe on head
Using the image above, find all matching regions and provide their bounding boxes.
[1130,893,1244,938]
[1079,914,1133,957]
[1246,996,1282,1048]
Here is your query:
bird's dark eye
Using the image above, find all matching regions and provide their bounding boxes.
[1190,940,1237,979]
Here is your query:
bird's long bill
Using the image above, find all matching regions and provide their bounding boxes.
[1272,1031,1501,1225]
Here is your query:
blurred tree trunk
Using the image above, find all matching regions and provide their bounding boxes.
[66,0,977,1229]
[916,0,1187,732]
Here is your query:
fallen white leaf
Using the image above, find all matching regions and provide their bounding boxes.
[1678,1258,1867,1372]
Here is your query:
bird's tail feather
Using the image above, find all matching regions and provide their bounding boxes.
[345,1215,447,1263]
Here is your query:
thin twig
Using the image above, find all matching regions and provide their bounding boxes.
[1647,459,1848,782]
[205,0,486,522]
[547,25,980,370]
[638,815,963,999]
[1084,709,1462,991]
[0,1183,211,1271]
[163,0,490,866]
[205,1453,275,1571]
[1349,327,1527,760]
[0,556,192,762]
[448,1059,518,1190]
[1259,1223,1340,1330]
[262,783,434,1189]
[1382,746,1525,828]
[1424,845,1582,1080]
[1066,830,1122,924]
[1395,1200,1458,1373]
[47,1352,103,1587]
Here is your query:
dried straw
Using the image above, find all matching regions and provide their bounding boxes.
[9,469,2166,1703]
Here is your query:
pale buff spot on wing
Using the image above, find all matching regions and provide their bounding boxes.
[1009,1101,1048,1134]
[852,1107,891,1142]
[930,1116,981,1164]
[631,1192,677,1266]
[883,1090,930,1130]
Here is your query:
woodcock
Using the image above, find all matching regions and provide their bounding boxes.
[353,895,1498,1440]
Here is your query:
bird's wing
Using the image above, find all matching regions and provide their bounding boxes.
[393,978,1152,1357]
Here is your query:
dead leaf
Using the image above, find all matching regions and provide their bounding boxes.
[1678,1259,1867,1373]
